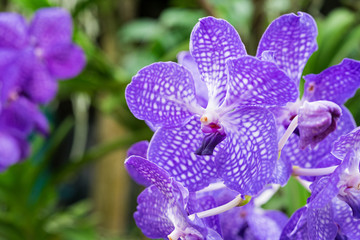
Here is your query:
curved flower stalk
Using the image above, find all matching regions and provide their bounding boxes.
[126,16,299,195]
[195,186,288,240]
[0,8,86,170]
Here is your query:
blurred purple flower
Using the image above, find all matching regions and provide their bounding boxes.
[0,7,85,170]
[0,97,47,169]
[0,7,85,106]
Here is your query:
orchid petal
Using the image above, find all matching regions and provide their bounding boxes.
[44,43,86,79]
[29,8,72,47]
[224,56,298,107]
[177,51,208,108]
[257,12,318,85]
[126,62,199,128]
[216,107,277,195]
[148,116,219,192]
[190,16,246,107]
[332,126,360,160]
[0,13,27,49]
[303,58,360,105]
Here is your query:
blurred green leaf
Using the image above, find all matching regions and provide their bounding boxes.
[305,8,357,74]
[119,19,165,43]
[12,0,51,12]
[263,177,310,216]
[330,24,360,66]
[159,8,204,28]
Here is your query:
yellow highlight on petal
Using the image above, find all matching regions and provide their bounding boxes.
[200,116,208,123]
[238,195,252,206]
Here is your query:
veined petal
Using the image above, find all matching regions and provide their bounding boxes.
[257,12,318,85]
[29,8,72,47]
[303,58,360,105]
[280,207,309,240]
[134,186,175,239]
[269,155,292,186]
[190,16,247,107]
[125,156,174,199]
[216,107,277,195]
[148,116,219,192]
[332,126,360,160]
[333,197,360,239]
[126,62,199,128]
[308,176,339,209]
[281,106,355,168]
[187,194,222,236]
[224,56,298,108]
[338,191,360,219]
[127,140,149,158]
[307,203,337,240]
[0,13,27,49]
[44,43,86,79]
[177,51,208,108]
[247,210,288,240]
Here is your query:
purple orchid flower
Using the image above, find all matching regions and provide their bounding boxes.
[282,136,360,239]
[0,7,85,106]
[281,170,360,240]
[125,155,223,240]
[309,152,360,219]
[262,13,360,184]
[126,16,299,195]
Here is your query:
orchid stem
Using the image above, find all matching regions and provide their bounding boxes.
[188,195,251,220]
[278,115,298,156]
[196,182,227,194]
[294,176,311,192]
[292,165,337,176]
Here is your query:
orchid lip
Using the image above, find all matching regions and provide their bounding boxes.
[195,131,226,156]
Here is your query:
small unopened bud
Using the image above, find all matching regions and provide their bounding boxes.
[298,100,341,149]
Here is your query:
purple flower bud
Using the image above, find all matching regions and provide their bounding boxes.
[298,100,341,149]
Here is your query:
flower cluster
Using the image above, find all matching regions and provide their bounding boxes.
[125,12,360,240]
[0,8,85,170]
